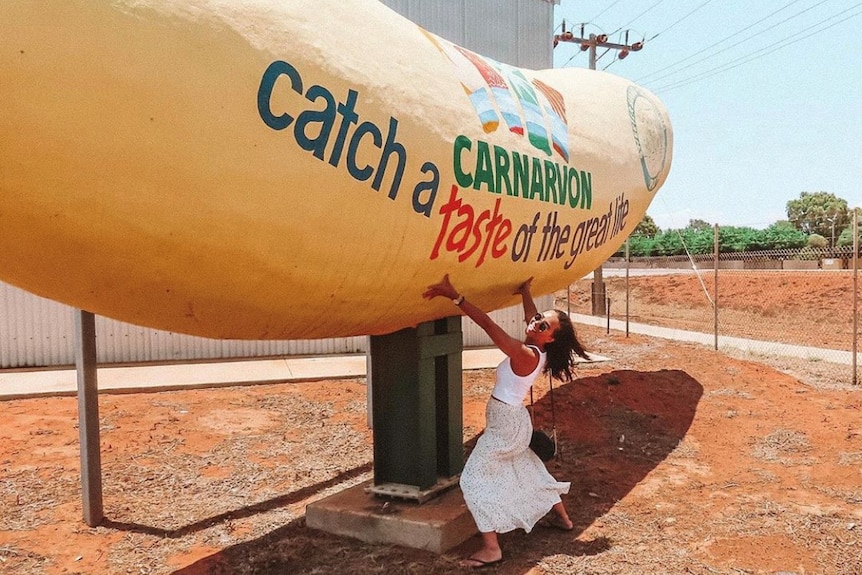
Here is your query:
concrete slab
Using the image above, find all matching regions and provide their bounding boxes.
[0,355,367,400]
[0,348,608,400]
[571,313,855,364]
[462,347,504,369]
[284,355,366,380]
[306,479,477,553]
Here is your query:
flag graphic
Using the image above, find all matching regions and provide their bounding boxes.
[500,66,552,156]
[533,79,570,161]
[422,30,500,133]
[455,48,524,135]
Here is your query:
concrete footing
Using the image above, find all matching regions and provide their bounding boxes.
[306,479,477,553]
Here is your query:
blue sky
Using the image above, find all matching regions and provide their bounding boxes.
[553,0,862,232]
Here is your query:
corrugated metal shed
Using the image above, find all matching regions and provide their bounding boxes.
[0,281,551,368]
[381,0,556,68]
[0,0,558,369]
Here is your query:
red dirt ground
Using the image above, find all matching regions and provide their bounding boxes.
[2,273,861,575]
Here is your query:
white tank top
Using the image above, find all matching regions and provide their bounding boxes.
[491,345,546,406]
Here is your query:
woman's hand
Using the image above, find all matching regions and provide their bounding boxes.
[424,274,532,366]
[423,274,460,301]
[514,277,534,296]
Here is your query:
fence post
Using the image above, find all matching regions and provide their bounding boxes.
[714,223,719,351]
[625,237,630,338]
[606,298,611,334]
[854,209,858,385]
[592,265,606,316]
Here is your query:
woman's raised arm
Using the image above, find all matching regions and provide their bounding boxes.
[515,277,538,324]
[423,274,535,366]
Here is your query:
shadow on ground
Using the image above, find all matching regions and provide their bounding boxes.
[168,369,702,574]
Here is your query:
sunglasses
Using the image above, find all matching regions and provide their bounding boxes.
[532,313,550,333]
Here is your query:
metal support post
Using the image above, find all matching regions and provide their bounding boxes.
[367,317,463,501]
[74,309,103,526]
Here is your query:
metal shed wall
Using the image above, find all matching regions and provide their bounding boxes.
[381,0,556,69]
[0,0,558,369]
[0,281,551,368]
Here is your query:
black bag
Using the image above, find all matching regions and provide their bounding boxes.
[528,374,560,462]
[529,430,556,461]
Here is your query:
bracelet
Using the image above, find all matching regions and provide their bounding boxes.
[452,294,465,306]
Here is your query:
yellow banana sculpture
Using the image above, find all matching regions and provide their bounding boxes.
[0,0,672,340]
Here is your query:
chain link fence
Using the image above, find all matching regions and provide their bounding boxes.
[562,243,861,388]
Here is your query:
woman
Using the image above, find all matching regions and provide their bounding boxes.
[422,274,590,569]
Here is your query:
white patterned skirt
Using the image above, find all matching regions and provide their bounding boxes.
[460,397,570,534]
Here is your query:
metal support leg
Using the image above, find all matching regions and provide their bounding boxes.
[368,317,463,501]
[74,309,103,526]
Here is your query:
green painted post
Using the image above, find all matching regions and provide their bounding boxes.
[425,317,463,479]
[370,317,463,492]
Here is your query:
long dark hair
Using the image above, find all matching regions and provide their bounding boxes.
[543,311,589,382]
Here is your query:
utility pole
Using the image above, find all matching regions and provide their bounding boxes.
[554,22,643,316]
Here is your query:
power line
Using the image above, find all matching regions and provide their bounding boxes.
[611,0,666,35]
[654,8,862,93]
[634,0,813,84]
[601,0,713,73]
[556,21,608,68]
[646,0,716,42]
[601,29,644,71]
[652,2,862,91]
[586,0,624,23]
[560,49,584,68]
[652,4,862,93]
[554,25,645,70]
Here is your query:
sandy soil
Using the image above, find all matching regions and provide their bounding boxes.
[567,271,859,350]
[2,273,861,575]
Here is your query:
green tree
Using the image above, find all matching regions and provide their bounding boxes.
[627,234,655,257]
[744,228,769,252]
[786,191,849,246]
[807,233,827,249]
[837,225,862,249]
[717,226,762,253]
[762,221,806,250]
[651,229,684,256]
[633,213,660,238]
[682,226,715,254]
[836,209,861,250]
[717,227,742,253]
[613,213,660,257]
[688,218,711,232]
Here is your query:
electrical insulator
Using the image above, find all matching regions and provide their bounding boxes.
[631,41,643,51]
[597,34,608,43]
[619,49,629,60]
